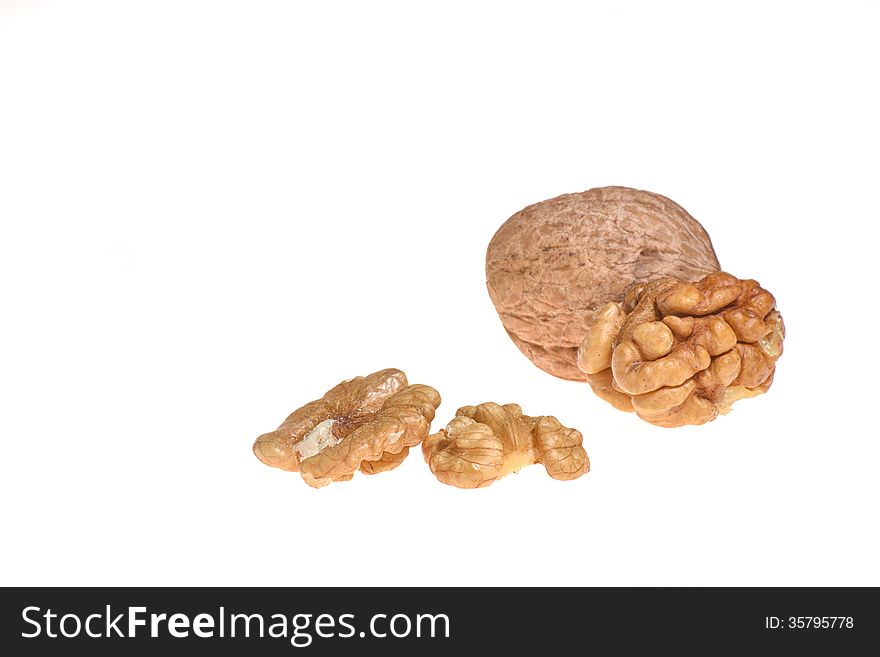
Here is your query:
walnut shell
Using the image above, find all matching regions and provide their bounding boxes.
[253,368,441,487]
[577,272,784,427]
[422,402,589,488]
[486,186,720,380]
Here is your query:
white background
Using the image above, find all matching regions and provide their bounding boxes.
[1,0,878,586]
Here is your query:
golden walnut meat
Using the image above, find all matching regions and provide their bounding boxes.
[422,402,589,488]
[486,186,719,381]
[577,272,784,427]
[253,368,441,488]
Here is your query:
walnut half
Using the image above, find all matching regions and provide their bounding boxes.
[422,402,589,488]
[577,272,785,427]
[253,368,441,487]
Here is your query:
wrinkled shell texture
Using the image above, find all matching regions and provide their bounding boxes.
[422,402,589,488]
[253,368,441,487]
[486,186,720,381]
[577,272,784,427]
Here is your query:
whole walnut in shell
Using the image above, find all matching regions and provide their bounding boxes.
[577,272,784,427]
[486,186,719,380]
[253,368,441,488]
[422,402,589,488]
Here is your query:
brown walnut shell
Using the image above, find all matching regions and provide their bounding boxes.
[486,186,720,380]
[422,402,589,488]
[577,272,784,427]
[253,368,441,487]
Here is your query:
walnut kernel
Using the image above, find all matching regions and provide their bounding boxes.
[422,402,589,488]
[253,368,441,487]
[578,272,784,427]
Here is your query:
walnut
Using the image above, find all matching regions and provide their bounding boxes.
[486,186,719,381]
[422,402,589,488]
[253,368,441,487]
[577,272,784,427]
